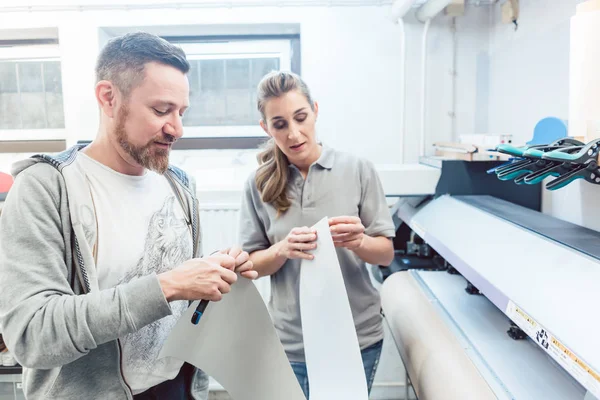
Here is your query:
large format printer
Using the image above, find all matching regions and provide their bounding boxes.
[377,156,599,400]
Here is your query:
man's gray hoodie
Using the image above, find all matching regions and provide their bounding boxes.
[0,145,208,399]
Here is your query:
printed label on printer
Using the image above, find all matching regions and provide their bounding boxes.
[506,300,600,398]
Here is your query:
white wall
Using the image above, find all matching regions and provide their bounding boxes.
[399,12,455,163]
[401,4,493,162]
[454,4,493,138]
[451,1,577,144]
[488,0,575,144]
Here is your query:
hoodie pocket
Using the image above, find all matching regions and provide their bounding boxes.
[45,343,125,399]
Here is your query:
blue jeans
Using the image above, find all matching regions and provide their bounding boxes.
[290,339,383,399]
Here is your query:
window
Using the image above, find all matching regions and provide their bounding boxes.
[0,45,65,138]
[178,40,291,137]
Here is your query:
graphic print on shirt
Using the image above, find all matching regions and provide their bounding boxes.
[119,195,191,373]
[80,204,96,246]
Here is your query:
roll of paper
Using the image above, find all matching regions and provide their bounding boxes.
[299,217,368,400]
[381,272,497,400]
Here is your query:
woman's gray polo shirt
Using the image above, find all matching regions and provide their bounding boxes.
[239,146,395,362]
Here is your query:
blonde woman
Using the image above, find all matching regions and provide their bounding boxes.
[239,71,395,398]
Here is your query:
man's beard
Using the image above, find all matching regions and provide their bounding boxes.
[114,105,175,174]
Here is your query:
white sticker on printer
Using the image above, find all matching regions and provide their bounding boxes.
[506,300,600,398]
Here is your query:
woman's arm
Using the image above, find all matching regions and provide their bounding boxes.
[249,243,288,278]
[353,235,394,266]
[329,216,394,266]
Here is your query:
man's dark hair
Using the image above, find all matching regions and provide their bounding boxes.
[95,32,190,97]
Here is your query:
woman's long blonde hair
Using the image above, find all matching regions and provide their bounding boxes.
[255,71,315,214]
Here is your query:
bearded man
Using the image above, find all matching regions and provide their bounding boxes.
[0,32,257,400]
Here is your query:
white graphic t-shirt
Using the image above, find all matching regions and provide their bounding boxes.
[76,153,191,395]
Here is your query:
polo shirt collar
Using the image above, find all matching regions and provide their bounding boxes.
[315,144,334,170]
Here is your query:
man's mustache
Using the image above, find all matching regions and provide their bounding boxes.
[155,134,176,144]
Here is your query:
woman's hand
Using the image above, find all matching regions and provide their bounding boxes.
[329,216,365,250]
[275,227,318,260]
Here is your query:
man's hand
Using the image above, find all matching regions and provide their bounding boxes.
[329,216,365,250]
[219,246,258,280]
[158,253,238,302]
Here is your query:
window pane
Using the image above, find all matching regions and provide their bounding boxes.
[188,60,201,95]
[201,59,226,124]
[226,59,249,90]
[18,62,46,129]
[185,60,202,126]
[0,60,65,131]
[250,58,280,121]
[226,59,251,125]
[19,62,44,92]
[0,63,20,129]
[250,58,279,85]
[0,63,18,93]
[43,62,62,93]
[20,93,46,129]
[200,59,224,91]
[183,56,282,128]
[44,62,65,129]
[45,92,64,129]
[184,59,226,126]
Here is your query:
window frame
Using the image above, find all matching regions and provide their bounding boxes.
[177,39,292,138]
[0,44,67,141]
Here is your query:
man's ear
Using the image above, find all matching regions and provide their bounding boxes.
[95,80,117,118]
